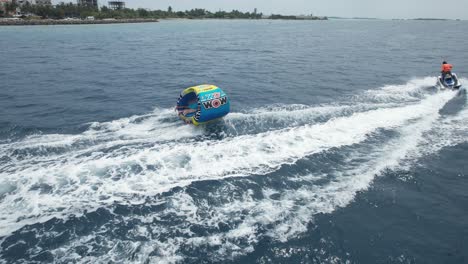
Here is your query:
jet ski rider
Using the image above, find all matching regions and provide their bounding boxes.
[441,61,453,77]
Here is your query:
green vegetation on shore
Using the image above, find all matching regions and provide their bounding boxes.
[7,5,265,20]
[2,4,328,21]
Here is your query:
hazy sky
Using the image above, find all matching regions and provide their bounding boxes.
[126,0,468,19]
[54,0,468,19]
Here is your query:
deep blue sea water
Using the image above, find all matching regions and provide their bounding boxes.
[0,20,467,263]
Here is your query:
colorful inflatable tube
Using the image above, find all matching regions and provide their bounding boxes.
[176,84,230,125]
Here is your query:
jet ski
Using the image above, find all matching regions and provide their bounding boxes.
[437,73,462,90]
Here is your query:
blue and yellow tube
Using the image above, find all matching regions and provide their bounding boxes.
[176,84,230,125]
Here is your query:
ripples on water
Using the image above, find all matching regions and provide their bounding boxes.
[0,20,467,263]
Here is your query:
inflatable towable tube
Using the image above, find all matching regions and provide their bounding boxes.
[176,84,230,125]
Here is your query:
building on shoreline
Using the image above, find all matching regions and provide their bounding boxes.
[0,0,15,16]
[78,0,97,8]
[108,1,124,10]
[35,0,51,5]
[0,0,10,12]
[1,0,51,17]
[3,0,51,7]
[0,0,6,16]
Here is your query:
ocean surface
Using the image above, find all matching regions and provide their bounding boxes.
[0,19,467,263]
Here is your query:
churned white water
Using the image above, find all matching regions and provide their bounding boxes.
[0,77,467,263]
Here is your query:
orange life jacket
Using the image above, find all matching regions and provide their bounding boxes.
[441,64,453,72]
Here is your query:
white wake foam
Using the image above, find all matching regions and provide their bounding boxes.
[1,77,466,264]
[46,89,464,264]
[363,76,436,102]
[0,88,456,238]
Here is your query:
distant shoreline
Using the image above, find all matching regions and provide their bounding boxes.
[0,17,329,26]
[329,16,463,21]
[1,17,464,26]
[0,18,159,26]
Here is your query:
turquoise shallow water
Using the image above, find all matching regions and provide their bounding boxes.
[0,20,467,263]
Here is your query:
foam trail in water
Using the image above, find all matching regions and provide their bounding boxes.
[144,93,460,263]
[408,95,468,161]
[223,77,437,135]
[223,102,403,136]
[42,90,460,264]
[1,108,197,151]
[0,89,456,238]
[363,76,436,102]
